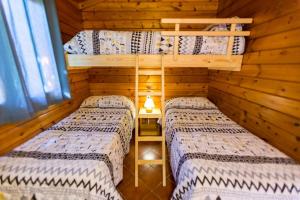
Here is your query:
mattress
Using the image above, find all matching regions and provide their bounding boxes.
[0,96,135,200]
[165,97,300,200]
[64,24,245,55]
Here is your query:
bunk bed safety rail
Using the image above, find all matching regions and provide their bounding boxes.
[160,18,253,59]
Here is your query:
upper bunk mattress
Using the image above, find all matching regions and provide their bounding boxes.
[165,97,300,200]
[0,96,135,200]
[64,24,245,55]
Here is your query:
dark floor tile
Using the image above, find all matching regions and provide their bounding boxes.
[123,158,135,174]
[122,168,134,182]
[119,191,127,200]
[166,148,171,161]
[142,192,161,200]
[117,172,151,200]
[153,176,176,200]
[141,148,162,161]
[138,164,163,189]
[166,160,173,178]
[117,170,134,193]
[139,141,162,154]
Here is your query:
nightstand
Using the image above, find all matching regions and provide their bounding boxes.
[139,108,161,136]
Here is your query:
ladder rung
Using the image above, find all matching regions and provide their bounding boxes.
[137,136,163,142]
[138,159,163,165]
[139,92,162,96]
[138,70,162,75]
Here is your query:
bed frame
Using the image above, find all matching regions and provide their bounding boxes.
[66,18,253,71]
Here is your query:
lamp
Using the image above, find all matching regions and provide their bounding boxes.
[144,95,155,113]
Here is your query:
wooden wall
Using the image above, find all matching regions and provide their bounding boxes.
[89,67,208,107]
[57,0,219,34]
[0,69,89,155]
[56,0,82,43]
[208,0,300,161]
[79,0,218,30]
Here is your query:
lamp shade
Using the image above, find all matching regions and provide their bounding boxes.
[144,95,155,112]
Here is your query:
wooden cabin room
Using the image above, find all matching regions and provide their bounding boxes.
[0,0,299,199]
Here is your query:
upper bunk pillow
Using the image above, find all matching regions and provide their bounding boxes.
[80,95,136,118]
[195,23,245,55]
[165,97,217,112]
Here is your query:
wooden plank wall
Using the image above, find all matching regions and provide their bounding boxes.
[89,67,208,107]
[56,0,82,43]
[208,0,300,161]
[0,69,89,155]
[80,0,218,30]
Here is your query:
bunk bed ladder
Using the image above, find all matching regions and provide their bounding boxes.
[135,55,166,187]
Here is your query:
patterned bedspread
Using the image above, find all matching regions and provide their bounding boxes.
[165,98,300,200]
[64,24,245,55]
[0,106,134,200]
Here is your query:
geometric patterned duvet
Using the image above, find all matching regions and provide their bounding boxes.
[0,107,134,200]
[166,106,300,200]
[64,28,245,56]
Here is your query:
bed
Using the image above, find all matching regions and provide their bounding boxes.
[0,95,135,200]
[165,97,300,200]
[64,25,245,56]
[64,18,253,71]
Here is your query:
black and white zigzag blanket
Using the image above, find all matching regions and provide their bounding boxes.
[165,98,300,200]
[64,25,245,55]
[0,107,134,200]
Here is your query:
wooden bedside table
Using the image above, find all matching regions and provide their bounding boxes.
[139,108,161,136]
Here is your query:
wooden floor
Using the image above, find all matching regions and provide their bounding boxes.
[117,136,175,200]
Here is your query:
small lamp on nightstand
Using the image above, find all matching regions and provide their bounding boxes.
[144,95,155,113]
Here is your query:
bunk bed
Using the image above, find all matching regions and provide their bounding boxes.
[0,96,135,200]
[165,97,300,200]
[64,18,253,187]
[65,18,253,71]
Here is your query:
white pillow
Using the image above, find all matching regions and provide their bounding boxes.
[165,97,217,111]
[80,95,135,117]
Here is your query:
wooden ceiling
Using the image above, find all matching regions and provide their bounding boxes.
[65,0,219,30]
